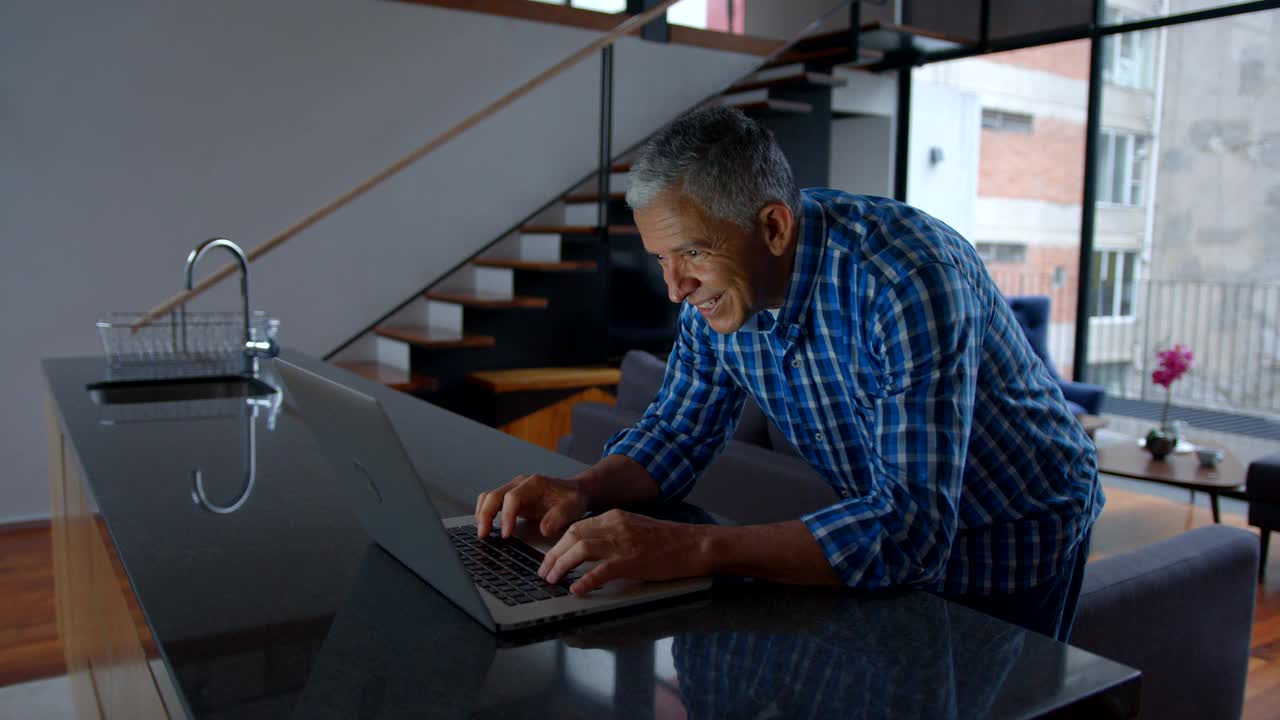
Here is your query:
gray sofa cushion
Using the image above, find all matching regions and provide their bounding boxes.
[1072,525,1257,720]
[613,350,772,448]
[616,350,668,413]
[564,401,834,524]
[766,421,802,458]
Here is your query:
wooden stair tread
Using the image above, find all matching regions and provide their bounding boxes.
[730,98,813,115]
[728,71,848,93]
[374,326,496,349]
[424,290,548,309]
[467,366,621,394]
[521,224,639,235]
[765,29,887,68]
[335,362,438,393]
[858,21,974,54]
[395,2,781,57]
[563,191,627,204]
[472,258,598,272]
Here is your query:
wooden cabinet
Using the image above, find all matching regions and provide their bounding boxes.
[47,397,176,719]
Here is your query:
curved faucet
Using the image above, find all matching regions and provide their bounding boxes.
[191,405,257,514]
[184,238,276,375]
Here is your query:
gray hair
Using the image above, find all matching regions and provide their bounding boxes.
[625,106,801,229]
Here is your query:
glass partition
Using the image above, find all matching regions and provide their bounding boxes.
[1102,0,1264,23]
[912,40,1092,379]
[1085,8,1280,415]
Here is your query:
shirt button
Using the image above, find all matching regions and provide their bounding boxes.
[841,490,852,499]
[815,432,824,442]
[790,357,802,369]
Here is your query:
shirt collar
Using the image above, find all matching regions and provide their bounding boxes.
[756,191,825,335]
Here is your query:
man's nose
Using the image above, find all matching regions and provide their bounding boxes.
[664,261,698,303]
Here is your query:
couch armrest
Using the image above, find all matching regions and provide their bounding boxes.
[687,439,836,525]
[1060,380,1106,415]
[1072,525,1257,720]
[561,402,639,466]
[560,402,834,524]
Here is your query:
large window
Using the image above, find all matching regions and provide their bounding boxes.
[1097,130,1150,206]
[1089,250,1138,318]
[1102,9,1156,89]
[981,109,1034,134]
[1085,8,1280,415]
[975,242,1028,264]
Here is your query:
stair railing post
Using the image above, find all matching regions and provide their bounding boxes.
[597,44,614,245]
[626,0,670,43]
[848,1,862,64]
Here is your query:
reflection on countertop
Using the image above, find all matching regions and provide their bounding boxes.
[43,351,1140,720]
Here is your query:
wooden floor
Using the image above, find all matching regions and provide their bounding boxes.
[3,489,1280,718]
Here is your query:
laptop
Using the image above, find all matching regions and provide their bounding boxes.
[275,358,711,633]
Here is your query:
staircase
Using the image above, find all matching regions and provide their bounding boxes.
[328,8,979,429]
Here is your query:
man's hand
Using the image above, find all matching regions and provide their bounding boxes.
[474,474,589,540]
[538,510,710,596]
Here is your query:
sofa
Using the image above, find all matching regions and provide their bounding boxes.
[559,350,1258,719]
[1007,295,1107,416]
[1247,451,1280,579]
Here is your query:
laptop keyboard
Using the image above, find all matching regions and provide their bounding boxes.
[447,527,578,607]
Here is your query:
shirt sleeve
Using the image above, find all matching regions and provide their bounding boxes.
[801,261,982,588]
[603,303,747,500]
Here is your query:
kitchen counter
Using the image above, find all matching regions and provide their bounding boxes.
[43,351,1140,719]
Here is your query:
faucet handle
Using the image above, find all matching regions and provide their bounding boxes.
[245,337,279,358]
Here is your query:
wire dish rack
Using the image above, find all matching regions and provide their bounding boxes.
[96,311,276,380]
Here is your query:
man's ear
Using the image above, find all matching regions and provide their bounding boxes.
[757,202,795,257]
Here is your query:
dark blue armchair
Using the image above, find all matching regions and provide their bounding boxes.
[1006,295,1106,416]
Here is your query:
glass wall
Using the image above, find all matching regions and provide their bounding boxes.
[912,40,1092,379]
[1085,7,1280,415]
[1102,0,1265,22]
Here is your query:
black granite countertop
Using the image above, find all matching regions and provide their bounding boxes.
[43,351,1140,719]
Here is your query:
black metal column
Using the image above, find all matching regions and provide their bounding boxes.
[598,45,614,242]
[626,0,670,43]
[893,65,912,202]
[1072,0,1106,380]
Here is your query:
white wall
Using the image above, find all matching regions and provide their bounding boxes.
[906,82,980,239]
[1,0,759,522]
[828,69,899,197]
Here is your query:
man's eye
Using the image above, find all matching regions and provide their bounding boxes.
[686,249,701,258]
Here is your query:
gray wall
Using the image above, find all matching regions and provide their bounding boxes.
[830,117,894,197]
[1,0,759,522]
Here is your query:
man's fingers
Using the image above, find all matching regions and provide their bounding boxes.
[538,524,580,577]
[475,490,500,539]
[540,502,577,537]
[571,562,616,596]
[499,491,525,539]
[545,539,605,585]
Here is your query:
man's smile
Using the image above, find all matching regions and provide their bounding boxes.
[693,293,724,314]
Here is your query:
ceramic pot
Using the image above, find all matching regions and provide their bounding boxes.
[1145,429,1178,461]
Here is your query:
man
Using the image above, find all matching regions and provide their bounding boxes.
[475,106,1102,641]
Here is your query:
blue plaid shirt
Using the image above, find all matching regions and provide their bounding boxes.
[604,189,1102,595]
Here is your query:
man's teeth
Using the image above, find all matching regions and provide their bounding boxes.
[699,296,720,309]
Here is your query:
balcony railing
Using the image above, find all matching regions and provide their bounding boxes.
[985,269,1280,417]
[1088,280,1280,417]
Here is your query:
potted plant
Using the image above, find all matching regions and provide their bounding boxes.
[1146,344,1193,460]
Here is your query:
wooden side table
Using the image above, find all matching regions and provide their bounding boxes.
[1077,414,1109,439]
[1096,440,1245,523]
[467,366,621,451]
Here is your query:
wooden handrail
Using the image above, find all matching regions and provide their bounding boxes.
[130,0,681,331]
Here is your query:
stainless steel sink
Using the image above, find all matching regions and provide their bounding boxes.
[86,375,277,405]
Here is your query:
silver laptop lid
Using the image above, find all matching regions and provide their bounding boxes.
[275,359,496,631]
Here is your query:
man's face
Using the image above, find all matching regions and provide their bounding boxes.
[635,190,777,335]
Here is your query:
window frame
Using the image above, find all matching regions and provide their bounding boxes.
[1096,129,1150,207]
[1089,249,1140,320]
